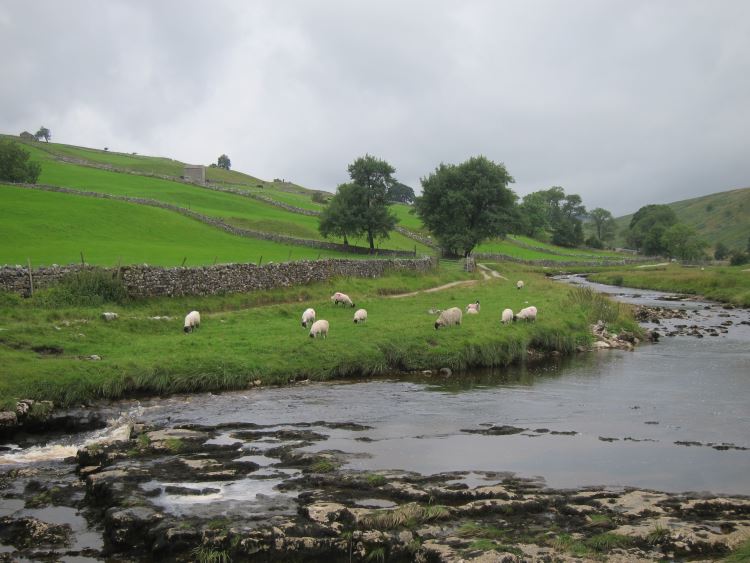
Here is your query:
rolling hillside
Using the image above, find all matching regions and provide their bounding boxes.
[2,133,638,267]
[614,187,750,251]
[0,135,434,266]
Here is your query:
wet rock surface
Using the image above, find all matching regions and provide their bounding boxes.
[3,420,749,562]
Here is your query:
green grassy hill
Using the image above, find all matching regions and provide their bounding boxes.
[2,134,639,267]
[0,135,433,266]
[614,187,750,251]
[0,185,355,266]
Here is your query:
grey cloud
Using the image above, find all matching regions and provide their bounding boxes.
[1,0,749,215]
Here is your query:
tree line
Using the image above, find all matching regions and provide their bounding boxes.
[319,154,618,257]
[318,154,746,263]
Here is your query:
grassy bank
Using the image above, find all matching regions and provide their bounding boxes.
[0,264,638,410]
[588,264,750,307]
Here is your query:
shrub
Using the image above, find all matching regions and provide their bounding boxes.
[39,268,127,306]
[0,141,42,183]
[311,191,329,204]
[729,251,749,266]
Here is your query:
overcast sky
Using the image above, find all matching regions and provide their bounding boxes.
[2,1,749,215]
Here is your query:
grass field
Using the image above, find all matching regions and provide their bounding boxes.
[475,237,628,262]
[5,143,431,255]
[508,235,625,258]
[0,264,639,409]
[0,185,359,266]
[588,264,750,307]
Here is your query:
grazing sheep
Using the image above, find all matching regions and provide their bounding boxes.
[301,308,316,328]
[501,308,514,324]
[309,319,329,338]
[353,309,368,324]
[183,310,201,333]
[435,307,462,330]
[331,292,355,307]
[466,301,480,314]
[513,306,537,322]
[516,280,525,290]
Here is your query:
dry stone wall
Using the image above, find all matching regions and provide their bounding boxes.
[0,258,433,298]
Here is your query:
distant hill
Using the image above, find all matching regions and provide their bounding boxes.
[614,187,750,251]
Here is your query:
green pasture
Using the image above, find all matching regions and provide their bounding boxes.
[588,263,750,307]
[0,185,360,267]
[391,203,428,233]
[18,149,430,253]
[508,235,626,258]
[255,188,326,212]
[0,264,638,408]
[475,238,621,262]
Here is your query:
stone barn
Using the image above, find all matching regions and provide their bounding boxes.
[183,165,206,184]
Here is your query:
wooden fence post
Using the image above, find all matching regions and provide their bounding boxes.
[27,258,34,297]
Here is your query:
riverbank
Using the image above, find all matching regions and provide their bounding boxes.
[0,264,640,413]
[583,264,750,307]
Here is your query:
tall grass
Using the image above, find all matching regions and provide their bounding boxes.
[39,268,128,306]
[589,264,750,307]
[567,287,623,324]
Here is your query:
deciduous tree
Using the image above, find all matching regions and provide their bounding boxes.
[661,224,708,261]
[387,182,416,204]
[626,204,677,255]
[318,155,399,251]
[0,141,42,183]
[415,156,516,257]
[588,207,616,243]
[35,126,50,142]
[217,154,231,170]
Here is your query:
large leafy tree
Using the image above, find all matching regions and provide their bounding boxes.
[626,204,677,255]
[387,182,416,204]
[415,156,516,257]
[217,154,231,170]
[588,207,616,243]
[552,192,586,247]
[318,155,399,252]
[518,186,585,247]
[661,224,708,261]
[0,141,42,183]
[35,126,51,142]
[318,182,366,245]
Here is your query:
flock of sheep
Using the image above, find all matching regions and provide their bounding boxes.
[182,280,537,338]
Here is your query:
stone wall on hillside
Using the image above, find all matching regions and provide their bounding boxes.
[0,258,433,298]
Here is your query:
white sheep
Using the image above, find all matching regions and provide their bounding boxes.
[516,280,525,290]
[501,308,513,324]
[183,310,201,333]
[331,292,355,307]
[465,301,480,314]
[513,305,537,322]
[309,319,329,338]
[435,307,462,330]
[353,309,368,324]
[301,308,316,328]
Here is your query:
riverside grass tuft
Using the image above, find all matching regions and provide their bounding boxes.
[0,264,639,410]
[588,263,750,307]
